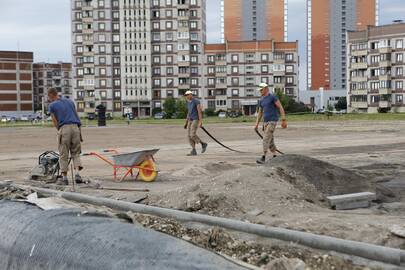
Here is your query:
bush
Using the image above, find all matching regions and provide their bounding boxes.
[204,108,216,117]
[335,97,347,111]
[175,99,188,119]
[274,88,310,113]
[152,107,162,115]
[163,98,176,118]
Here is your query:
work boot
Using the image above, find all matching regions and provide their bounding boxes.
[75,174,85,184]
[256,155,266,164]
[201,142,208,153]
[187,149,197,156]
[57,177,69,186]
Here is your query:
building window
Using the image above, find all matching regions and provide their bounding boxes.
[231,54,238,63]
[166,56,173,64]
[114,102,121,110]
[98,0,104,7]
[153,22,160,30]
[190,21,198,29]
[113,34,120,42]
[112,23,119,30]
[165,21,173,29]
[98,34,105,42]
[100,80,106,87]
[113,45,120,53]
[395,80,403,90]
[274,77,282,84]
[286,65,294,73]
[396,53,403,63]
[261,65,268,73]
[167,90,174,97]
[231,66,238,74]
[396,39,403,49]
[166,44,173,52]
[100,91,107,99]
[98,11,105,18]
[166,10,173,17]
[113,79,121,87]
[165,32,173,41]
[153,56,160,64]
[153,0,160,6]
[207,78,215,86]
[285,53,294,61]
[167,67,173,75]
[261,54,269,62]
[153,45,160,53]
[261,77,269,84]
[231,77,239,86]
[396,67,403,76]
[232,89,239,96]
[112,11,119,19]
[76,46,83,53]
[286,76,294,84]
[396,94,403,104]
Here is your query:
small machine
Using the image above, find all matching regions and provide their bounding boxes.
[30,151,61,182]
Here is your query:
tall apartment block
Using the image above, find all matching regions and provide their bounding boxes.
[0,51,33,115]
[347,23,405,113]
[307,0,379,91]
[222,0,287,42]
[204,40,298,115]
[33,62,72,111]
[71,0,206,117]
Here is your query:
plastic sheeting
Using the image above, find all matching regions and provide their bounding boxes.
[0,201,246,270]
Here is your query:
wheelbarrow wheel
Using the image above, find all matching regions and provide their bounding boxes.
[138,159,157,182]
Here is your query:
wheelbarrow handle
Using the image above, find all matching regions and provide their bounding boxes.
[103,149,119,154]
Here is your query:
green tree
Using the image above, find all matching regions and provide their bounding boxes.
[334,97,347,111]
[163,97,176,118]
[175,99,188,119]
[274,88,291,110]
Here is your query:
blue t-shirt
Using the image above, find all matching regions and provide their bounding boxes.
[49,98,81,128]
[187,98,200,121]
[259,94,279,122]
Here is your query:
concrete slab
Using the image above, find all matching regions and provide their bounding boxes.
[327,192,376,210]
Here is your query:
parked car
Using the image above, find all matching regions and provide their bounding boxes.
[228,111,242,118]
[20,115,29,121]
[87,113,96,120]
[154,112,166,119]
[1,116,10,122]
[218,111,227,118]
[315,109,325,114]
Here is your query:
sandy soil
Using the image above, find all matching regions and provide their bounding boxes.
[1,120,405,268]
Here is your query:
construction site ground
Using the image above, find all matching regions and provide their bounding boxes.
[1,120,405,269]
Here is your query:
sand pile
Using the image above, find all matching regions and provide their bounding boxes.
[147,155,372,218]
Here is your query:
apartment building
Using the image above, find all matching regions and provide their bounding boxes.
[307,0,378,91]
[347,23,405,113]
[222,0,287,42]
[33,62,72,111]
[71,0,206,117]
[204,40,299,115]
[0,51,33,116]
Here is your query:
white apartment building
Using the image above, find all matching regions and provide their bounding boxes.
[203,40,299,115]
[347,23,405,113]
[71,0,206,117]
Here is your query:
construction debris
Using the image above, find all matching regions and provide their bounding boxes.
[327,192,376,210]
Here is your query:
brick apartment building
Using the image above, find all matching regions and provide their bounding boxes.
[0,51,33,116]
[33,62,72,111]
[204,40,299,115]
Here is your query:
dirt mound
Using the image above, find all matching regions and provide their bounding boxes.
[269,154,372,196]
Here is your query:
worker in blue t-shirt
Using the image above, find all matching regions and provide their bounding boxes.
[184,90,208,156]
[254,83,287,164]
[48,88,84,185]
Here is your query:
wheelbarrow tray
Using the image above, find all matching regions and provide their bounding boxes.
[112,149,159,167]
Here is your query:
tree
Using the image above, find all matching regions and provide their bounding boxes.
[274,88,310,113]
[334,97,347,111]
[175,99,188,119]
[163,97,176,118]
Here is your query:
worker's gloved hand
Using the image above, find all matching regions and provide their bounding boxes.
[281,119,287,129]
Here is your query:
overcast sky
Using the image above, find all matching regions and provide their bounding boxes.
[0,0,404,89]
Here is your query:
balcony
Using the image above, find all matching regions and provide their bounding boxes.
[273,58,285,64]
[273,70,285,76]
[351,62,367,69]
[178,84,190,89]
[351,89,367,95]
[352,49,368,57]
[378,74,391,81]
[379,47,391,54]
[215,82,227,89]
[84,96,95,102]
[378,88,392,95]
[351,101,368,108]
[351,76,367,82]
[379,60,391,67]
[379,101,391,108]
[178,61,190,67]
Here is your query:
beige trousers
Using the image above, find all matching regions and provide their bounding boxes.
[187,120,202,148]
[263,122,277,153]
[57,124,82,173]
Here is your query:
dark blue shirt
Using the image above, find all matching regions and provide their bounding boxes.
[259,94,279,122]
[187,98,200,121]
[49,97,81,128]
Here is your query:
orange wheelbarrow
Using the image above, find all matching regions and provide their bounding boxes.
[83,149,159,182]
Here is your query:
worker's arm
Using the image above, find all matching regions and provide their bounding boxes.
[275,100,287,128]
[254,108,263,130]
[184,112,189,129]
[197,104,203,127]
[50,113,58,130]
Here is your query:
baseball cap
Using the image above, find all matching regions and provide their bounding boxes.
[257,82,268,91]
[184,90,193,95]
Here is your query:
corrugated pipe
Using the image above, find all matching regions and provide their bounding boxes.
[5,181,405,266]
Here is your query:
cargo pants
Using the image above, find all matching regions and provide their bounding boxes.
[187,120,202,149]
[57,124,82,173]
[262,122,277,153]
